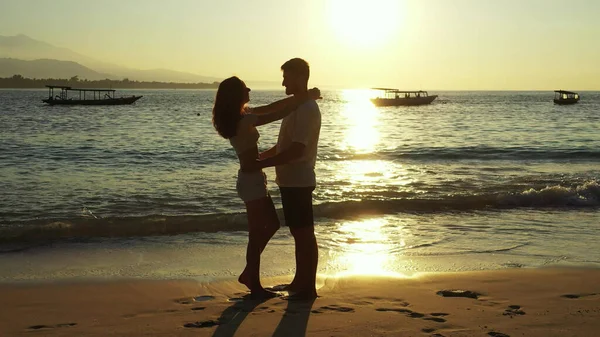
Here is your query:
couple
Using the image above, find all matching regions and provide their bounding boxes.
[212,58,321,300]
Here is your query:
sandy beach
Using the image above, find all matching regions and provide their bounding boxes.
[1,268,599,336]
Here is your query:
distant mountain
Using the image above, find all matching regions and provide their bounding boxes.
[0,34,221,83]
[0,34,93,64]
[0,58,115,80]
[112,67,221,84]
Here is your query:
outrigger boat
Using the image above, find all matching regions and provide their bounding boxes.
[371,88,437,107]
[43,85,142,105]
[553,90,580,105]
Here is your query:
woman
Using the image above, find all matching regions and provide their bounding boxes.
[212,76,320,298]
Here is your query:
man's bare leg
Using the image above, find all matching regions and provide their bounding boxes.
[286,225,318,299]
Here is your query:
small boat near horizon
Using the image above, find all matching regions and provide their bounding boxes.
[553,90,579,105]
[42,85,143,105]
[370,88,437,107]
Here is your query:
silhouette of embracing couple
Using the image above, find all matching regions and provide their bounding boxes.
[212,58,321,300]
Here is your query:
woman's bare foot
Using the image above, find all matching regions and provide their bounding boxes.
[238,269,257,290]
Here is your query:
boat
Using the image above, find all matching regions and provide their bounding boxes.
[42,85,143,105]
[370,88,437,106]
[553,90,580,105]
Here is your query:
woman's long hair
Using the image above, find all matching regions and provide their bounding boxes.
[212,76,245,139]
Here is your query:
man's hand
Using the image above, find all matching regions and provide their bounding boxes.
[241,159,262,172]
[259,146,277,160]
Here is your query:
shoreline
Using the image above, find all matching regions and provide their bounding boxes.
[1,268,599,336]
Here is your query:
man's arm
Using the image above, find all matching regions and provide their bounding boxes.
[259,145,278,160]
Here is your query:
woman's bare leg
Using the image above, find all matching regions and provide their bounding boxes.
[238,196,280,297]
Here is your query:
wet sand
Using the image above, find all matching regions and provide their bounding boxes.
[1,268,599,336]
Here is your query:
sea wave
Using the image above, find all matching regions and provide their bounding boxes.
[326,146,600,162]
[0,181,597,245]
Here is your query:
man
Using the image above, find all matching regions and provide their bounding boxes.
[253,58,321,299]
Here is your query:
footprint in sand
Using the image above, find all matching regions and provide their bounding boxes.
[183,320,221,328]
[423,317,446,323]
[311,305,355,314]
[377,308,449,323]
[227,297,246,302]
[390,298,410,306]
[376,308,425,318]
[436,289,482,299]
[424,312,449,323]
[28,323,77,330]
[488,332,510,337]
[350,300,374,306]
[376,308,413,313]
[502,305,525,317]
[365,296,385,300]
[123,308,186,318]
[174,295,215,305]
[561,293,598,299]
[408,312,425,318]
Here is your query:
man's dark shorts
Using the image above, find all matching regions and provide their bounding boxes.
[279,186,315,228]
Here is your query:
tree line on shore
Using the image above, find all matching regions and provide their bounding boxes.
[0,75,220,89]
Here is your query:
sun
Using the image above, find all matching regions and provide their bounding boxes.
[327,0,402,48]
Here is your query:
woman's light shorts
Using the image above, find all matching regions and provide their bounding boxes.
[236,170,268,202]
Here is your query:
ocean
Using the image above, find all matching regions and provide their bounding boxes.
[0,88,599,282]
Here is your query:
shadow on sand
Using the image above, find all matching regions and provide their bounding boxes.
[211,294,316,337]
[272,298,316,337]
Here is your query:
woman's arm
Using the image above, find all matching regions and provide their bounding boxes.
[252,88,321,126]
[252,96,296,115]
[252,87,321,115]
[253,97,306,126]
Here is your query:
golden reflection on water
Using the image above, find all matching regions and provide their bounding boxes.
[326,91,414,277]
[334,90,416,191]
[339,89,380,153]
[336,160,415,188]
[330,218,407,277]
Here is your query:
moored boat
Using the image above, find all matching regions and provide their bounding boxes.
[553,90,579,105]
[42,85,143,105]
[370,88,437,107]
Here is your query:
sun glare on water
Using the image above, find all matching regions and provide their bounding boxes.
[327,218,408,277]
[339,89,380,153]
[327,0,402,48]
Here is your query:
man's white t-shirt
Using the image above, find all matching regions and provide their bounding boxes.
[275,100,321,187]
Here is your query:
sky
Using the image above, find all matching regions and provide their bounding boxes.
[1,0,599,90]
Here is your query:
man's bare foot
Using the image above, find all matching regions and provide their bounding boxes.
[283,289,318,301]
[267,282,299,292]
[284,282,299,292]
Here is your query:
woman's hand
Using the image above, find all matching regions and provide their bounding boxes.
[308,87,322,100]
